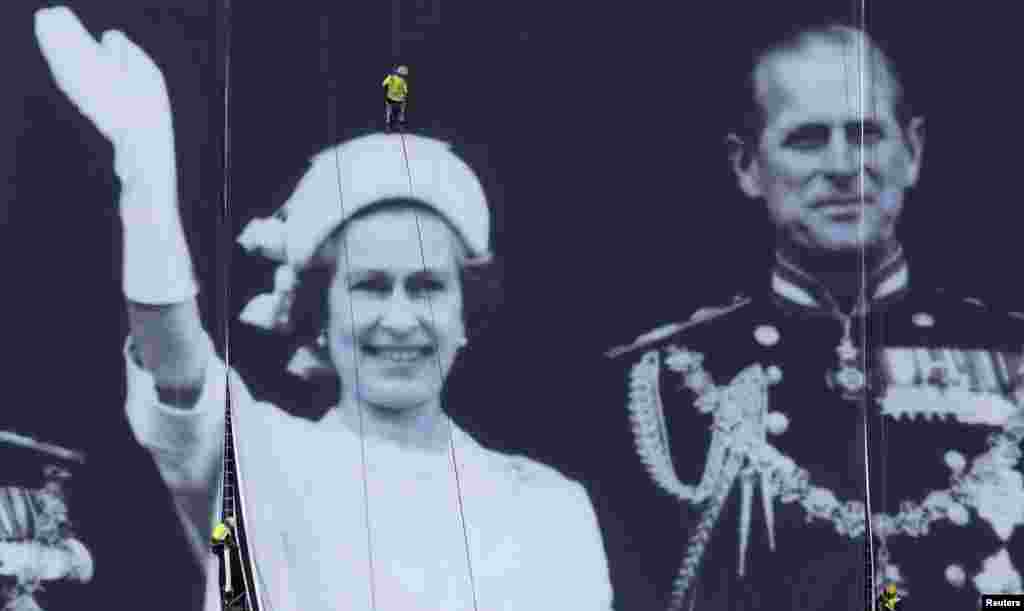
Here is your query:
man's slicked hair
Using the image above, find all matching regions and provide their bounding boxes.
[733,19,913,147]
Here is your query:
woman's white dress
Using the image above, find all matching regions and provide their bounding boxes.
[122,334,614,611]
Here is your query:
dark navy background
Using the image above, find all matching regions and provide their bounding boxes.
[4,1,223,608]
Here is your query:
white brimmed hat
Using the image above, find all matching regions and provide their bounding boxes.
[235,133,491,377]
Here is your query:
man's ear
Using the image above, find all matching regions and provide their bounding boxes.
[903,116,925,187]
[726,133,762,199]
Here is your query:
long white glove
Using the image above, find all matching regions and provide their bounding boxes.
[34,6,197,305]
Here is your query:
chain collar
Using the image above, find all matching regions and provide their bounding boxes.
[626,344,1024,607]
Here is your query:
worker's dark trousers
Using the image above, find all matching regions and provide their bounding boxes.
[385,99,406,129]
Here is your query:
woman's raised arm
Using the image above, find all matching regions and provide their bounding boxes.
[34,6,208,402]
[35,7,223,570]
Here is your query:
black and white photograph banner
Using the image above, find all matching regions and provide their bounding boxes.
[4,1,1022,610]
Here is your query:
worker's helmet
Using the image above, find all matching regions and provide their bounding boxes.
[396,65,409,76]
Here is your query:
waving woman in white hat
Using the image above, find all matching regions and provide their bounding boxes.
[34,7,613,611]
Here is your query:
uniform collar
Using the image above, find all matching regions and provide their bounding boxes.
[771,244,909,316]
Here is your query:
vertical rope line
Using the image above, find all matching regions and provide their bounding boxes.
[398,133,482,611]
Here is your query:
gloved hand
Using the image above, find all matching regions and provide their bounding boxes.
[34,6,197,305]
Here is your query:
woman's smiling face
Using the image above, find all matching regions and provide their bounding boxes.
[325,206,466,411]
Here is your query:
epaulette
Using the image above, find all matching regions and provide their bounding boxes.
[0,431,86,464]
[604,295,752,359]
[957,294,1024,321]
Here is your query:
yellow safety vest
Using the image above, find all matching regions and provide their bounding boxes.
[382,74,409,102]
[212,522,231,544]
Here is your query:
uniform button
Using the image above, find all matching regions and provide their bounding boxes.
[944,450,966,473]
[912,312,935,327]
[754,325,780,346]
[766,412,789,435]
[945,564,966,588]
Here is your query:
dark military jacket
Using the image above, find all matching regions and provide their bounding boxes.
[0,435,91,611]
[600,253,1024,611]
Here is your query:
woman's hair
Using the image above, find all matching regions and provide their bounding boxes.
[288,198,502,348]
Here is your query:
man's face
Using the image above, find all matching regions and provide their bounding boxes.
[732,40,924,255]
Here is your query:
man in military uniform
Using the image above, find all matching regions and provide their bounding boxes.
[0,433,94,611]
[602,22,1024,611]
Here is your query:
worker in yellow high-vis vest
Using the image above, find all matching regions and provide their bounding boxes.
[211,516,237,595]
[382,65,409,131]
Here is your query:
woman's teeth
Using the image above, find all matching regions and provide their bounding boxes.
[381,349,420,362]
[367,346,432,362]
